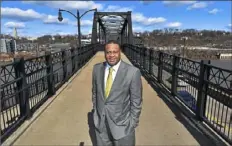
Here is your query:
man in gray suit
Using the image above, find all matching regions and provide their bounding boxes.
[92,40,143,146]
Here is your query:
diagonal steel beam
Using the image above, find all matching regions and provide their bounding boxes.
[120,19,128,34]
[98,18,106,34]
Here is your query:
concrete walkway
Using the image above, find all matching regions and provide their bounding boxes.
[10,52,215,146]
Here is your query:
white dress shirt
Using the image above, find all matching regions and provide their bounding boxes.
[104,60,121,88]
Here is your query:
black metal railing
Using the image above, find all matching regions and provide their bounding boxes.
[0,44,102,142]
[123,44,232,145]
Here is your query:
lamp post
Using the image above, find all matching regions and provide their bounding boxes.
[58,8,97,47]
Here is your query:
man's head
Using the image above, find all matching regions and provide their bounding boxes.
[104,40,121,66]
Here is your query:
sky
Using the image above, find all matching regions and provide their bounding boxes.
[1,0,231,37]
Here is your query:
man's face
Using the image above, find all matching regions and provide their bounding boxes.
[105,43,121,66]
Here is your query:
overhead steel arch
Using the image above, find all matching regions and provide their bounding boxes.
[91,11,133,45]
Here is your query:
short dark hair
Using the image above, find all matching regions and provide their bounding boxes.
[104,40,121,50]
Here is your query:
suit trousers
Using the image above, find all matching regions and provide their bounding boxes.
[95,118,135,146]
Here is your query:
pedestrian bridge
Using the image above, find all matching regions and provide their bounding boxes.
[1,46,231,146]
[1,11,232,146]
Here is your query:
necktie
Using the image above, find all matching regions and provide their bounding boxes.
[105,67,113,98]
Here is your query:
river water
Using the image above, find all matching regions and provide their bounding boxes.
[210,59,231,70]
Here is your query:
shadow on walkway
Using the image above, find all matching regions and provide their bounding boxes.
[138,68,228,146]
[88,109,97,146]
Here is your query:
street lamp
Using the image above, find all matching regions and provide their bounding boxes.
[58,11,63,22]
[58,8,97,47]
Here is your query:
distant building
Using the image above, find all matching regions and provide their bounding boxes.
[13,27,18,39]
[87,34,92,39]
[134,32,141,37]
[81,34,92,39]
[81,39,91,46]
[0,38,17,53]
[216,53,232,59]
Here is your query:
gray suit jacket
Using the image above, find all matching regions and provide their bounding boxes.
[92,60,143,140]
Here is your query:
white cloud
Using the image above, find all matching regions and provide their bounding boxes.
[81,27,93,35]
[55,31,74,36]
[4,21,26,29]
[44,27,92,36]
[2,28,13,35]
[227,24,232,30]
[1,7,79,26]
[23,1,103,10]
[133,26,144,32]
[187,2,208,10]
[80,20,93,26]
[1,7,43,21]
[104,5,133,12]
[2,26,28,36]
[69,19,93,26]
[43,15,69,24]
[163,1,196,6]
[132,13,166,25]
[208,8,219,14]
[166,22,182,28]
[35,31,77,37]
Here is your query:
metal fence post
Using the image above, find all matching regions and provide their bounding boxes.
[84,47,87,64]
[130,45,132,60]
[130,46,134,63]
[14,57,31,119]
[132,46,135,63]
[128,45,130,59]
[132,46,135,64]
[196,60,210,121]
[123,45,126,55]
[78,47,83,69]
[61,49,67,82]
[70,47,76,73]
[85,46,88,63]
[80,47,83,68]
[92,44,95,56]
[158,51,163,83]
[139,47,143,68]
[143,47,146,70]
[136,47,139,64]
[126,45,128,55]
[45,51,55,96]
[88,46,91,62]
[83,47,86,64]
[171,55,180,96]
[149,49,154,75]
[76,47,80,71]
[125,44,127,54]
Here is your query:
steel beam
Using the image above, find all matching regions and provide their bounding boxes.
[91,12,98,44]
[127,11,133,45]
[96,12,129,15]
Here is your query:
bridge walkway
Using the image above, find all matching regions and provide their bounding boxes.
[7,52,215,146]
